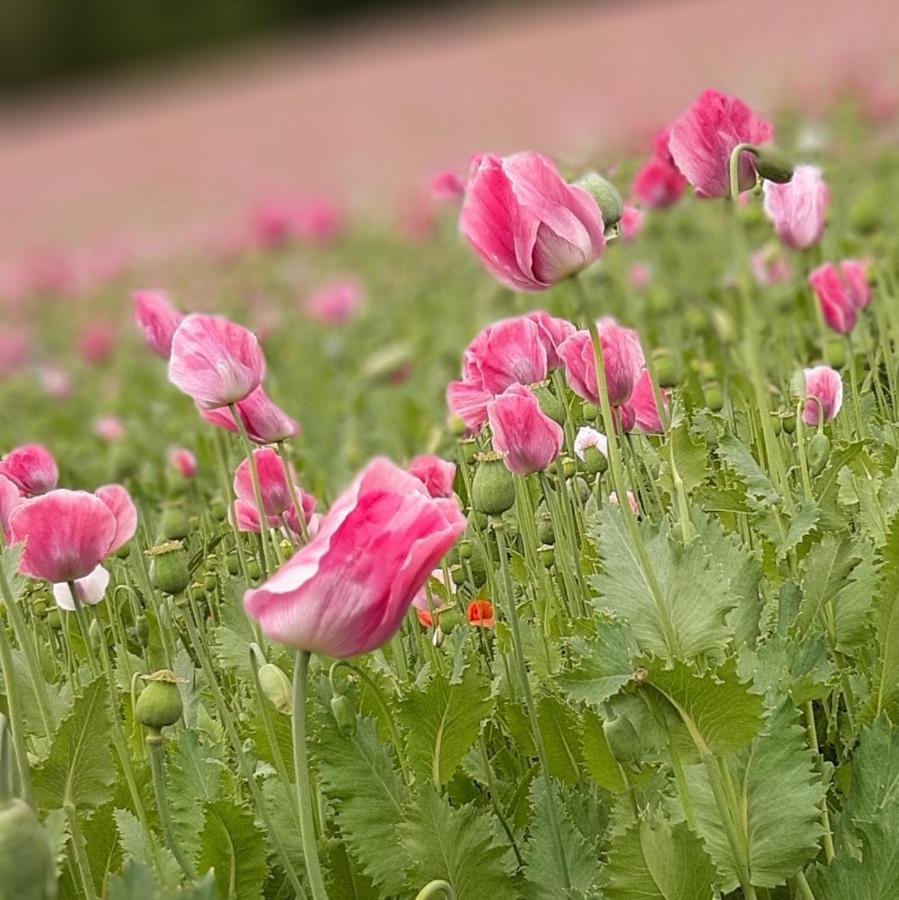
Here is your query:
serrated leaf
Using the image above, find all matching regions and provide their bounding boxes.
[872,515,899,721]
[400,666,491,787]
[115,808,183,895]
[316,716,410,895]
[198,800,268,900]
[643,658,764,756]
[591,507,736,660]
[603,814,715,900]
[777,499,820,560]
[167,730,223,859]
[717,432,778,504]
[581,708,626,793]
[536,695,584,785]
[34,675,115,809]
[399,788,516,900]
[685,703,824,890]
[795,533,858,638]
[558,617,638,710]
[817,815,899,899]
[524,778,602,899]
[661,422,709,495]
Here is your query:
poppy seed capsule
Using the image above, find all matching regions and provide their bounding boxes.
[226,554,239,576]
[148,541,190,595]
[583,445,607,476]
[258,663,292,714]
[471,453,515,515]
[824,336,847,370]
[438,606,465,634]
[458,539,472,560]
[0,798,57,900]
[539,545,555,568]
[161,505,190,540]
[782,412,796,434]
[652,349,679,388]
[330,694,356,736]
[136,670,184,732]
[561,457,576,479]
[703,382,724,412]
[581,401,599,421]
[574,172,624,228]
[211,499,227,521]
[753,146,794,184]
[536,509,554,545]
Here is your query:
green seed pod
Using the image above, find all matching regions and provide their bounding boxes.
[148,542,190,596]
[471,453,515,516]
[574,172,623,228]
[561,456,576,479]
[539,545,555,568]
[461,439,478,465]
[458,539,472,561]
[247,561,262,581]
[703,381,724,412]
[258,663,293,714]
[438,606,465,634]
[450,564,465,587]
[330,694,356,736]
[808,432,832,476]
[160,505,190,541]
[536,508,555,545]
[770,413,782,437]
[467,537,487,585]
[583,445,608,476]
[602,714,643,772]
[754,146,794,184]
[824,336,847,370]
[135,615,150,648]
[226,554,239,576]
[136,670,185,732]
[46,609,62,632]
[0,799,57,900]
[573,476,590,502]
[531,381,565,425]
[581,401,599,421]
[652,348,679,388]
[782,412,796,434]
[210,500,227,522]
[203,572,217,593]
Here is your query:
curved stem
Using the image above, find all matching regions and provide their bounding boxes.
[293,650,329,900]
[728,142,759,200]
[414,880,455,900]
[277,442,309,544]
[147,735,196,878]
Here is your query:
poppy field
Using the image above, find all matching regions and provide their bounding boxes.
[2,87,899,899]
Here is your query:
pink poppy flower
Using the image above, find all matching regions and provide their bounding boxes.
[233,447,313,519]
[168,314,265,409]
[751,247,792,287]
[200,385,300,444]
[168,447,197,479]
[249,200,296,248]
[803,366,843,426]
[630,263,652,290]
[558,318,645,407]
[626,371,668,434]
[460,151,605,291]
[78,322,116,365]
[407,455,456,499]
[95,416,126,442]
[431,170,466,201]
[527,310,577,369]
[609,491,640,516]
[0,444,58,496]
[632,157,687,210]
[244,457,466,656]
[37,365,73,399]
[294,198,344,243]
[133,289,185,359]
[446,380,493,433]
[488,384,564,475]
[809,260,871,334]
[304,279,364,325]
[763,165,830,250]
[619,205,646,241]
[0,330,31,377]
[0,476,20,540]
[9,486,136,584]
[669,89,774,198]
[52,566,110,611]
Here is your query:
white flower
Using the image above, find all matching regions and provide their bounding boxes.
[53,565,110,611]
[574,426,608,461]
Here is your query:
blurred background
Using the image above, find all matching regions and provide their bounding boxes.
[1,0,897,286]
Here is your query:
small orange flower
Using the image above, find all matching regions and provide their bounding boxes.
[467,599,495,628]
[416,608,433,628]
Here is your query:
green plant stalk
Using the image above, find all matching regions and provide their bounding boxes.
[68,583,101,677]
[414,880,455,900]
[293,650,329,900]
[478,730,524,868]
[792,871,817,900]
[213,428,252,586]
[147,733,196,878]
[513,476,557,631]
[277,441,309,544]
[537,472,581,618]
[804,701,835,863]
[0,614,34,806]
[65,803,98,900]
[492,518,571,893]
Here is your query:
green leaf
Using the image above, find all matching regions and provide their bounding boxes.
[591,506,736,660]
[33,675,115,810]
[717,432,778,504]
[399,665,491,787]
[524,779,602,900]
[399,788,517,900]
[603,814,715,900]
[114,808,183,895]
[198,800,269,900]
[581,709,626,793]
[316,715,410,896]
[817,815,899,899]
[558,617,639,710]
[167,731,223,859]
[871,515,899,721]
[685,703,824,890]
[795,533,858,638]
[660,422,709,495]
[643,658,764,756]
[777,499,820,560]
[536,695,584,785]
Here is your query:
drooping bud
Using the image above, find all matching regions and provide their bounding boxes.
[147,541,191,595]
[824,336,847,370]
[652,348,679,388]
[602,714,642,772]
[330,694,356,736]
[574,172,624,228]
[160,505,190,541]
[808,432,831,476]
[258,663,293,714]
[471,452,515,516]
[136,670,185,733]
[782,412,796,434]
[753,146,794,184]
[0,799,57,900]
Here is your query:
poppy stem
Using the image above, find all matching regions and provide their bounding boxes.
[0,618,33,807]
[293,650,329,900]
[230,404,273,577]
[414,880,455,900]
[69,582,101,676]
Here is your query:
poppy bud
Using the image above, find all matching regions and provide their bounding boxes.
[471,453,515,515]
[808,432,831,476]
[539,545,555,568]
[258,663,293,714]
[148,541,190,595]
[247,560,262,581]
[703,382,724,412]
[536,508,555,545]
[114,542,132,560]
[432,626,445,648]
[330,694,356,736]
[438,606,465,634]
[467,538,487,586]
[47,609,62,632]
[574,172,624,228]
[0,798,57,900]
[782,412,796,434]
[211,500,227,522]
[824,336,847,370]
[135,614,150,647]
[458,539,472,560]
[161,504,190,539]
[203,572,217,593]
[652,349,679,388]
[136,670,185,733]
[450,565,465,587]
[226,554,239,575]
[602,714,642,772]
[561,457,576,479]
[770,413,782,437]
[753,146,794,184]
[581,401,599,421]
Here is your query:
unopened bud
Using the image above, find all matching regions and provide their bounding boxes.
[148,542,190,596]
[574,172,623,227]
[330,694,356,736]
[160,505,190,541]
[808,432,831,476]
[0,798,57,900]
[754,146,794,184]
[258,663,293,714]
[652,348,679,388]
[471,453,515,515]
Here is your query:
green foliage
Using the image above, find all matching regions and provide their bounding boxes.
[197,800,268,900]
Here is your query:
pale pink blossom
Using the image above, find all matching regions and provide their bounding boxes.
[95,416,126,442]
[488,384,564,475]
[52,565,110,611]
[168,447,197,479]
[763,165,829,250]
[574,426,608,461]
[431,170,466,200]
[809,260,871,334]
[133,290,185,358]
[619,205,645,241]
[0,444,58,496]
[200,385,299,444]
[407,455,456,499]
[751,247,792,286]
[803,365,843,426]
[609,491,640,516]
[0,476,20,540]
[626,371,668,434]
[304,279,364,324]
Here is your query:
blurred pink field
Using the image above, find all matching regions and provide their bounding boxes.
[1,0,897,277]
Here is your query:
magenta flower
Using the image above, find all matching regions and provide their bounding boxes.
[803,366,843,426]
[0,444,58,496]
[78,322,116,366]
[244,458,466,656]
[669,89,774,198]
[233,447,311,519]
[9,486,136,584]
[168,314,266,409]
[168,447,197,479]
[133,290,185,359]
[527,310,577,369]
[809,260,871,334]
[0,476,20,541]
[763,165,829,250]
[431,170,466,201]
[632,158,687,209]
[304,279,364,325]
[626,370,668,434]
[460,151,605,291]
[558,318,645,407]
[619,205,646,241]
[407,455,457,499]
[488,384,564,475]
[201,385,299,444]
